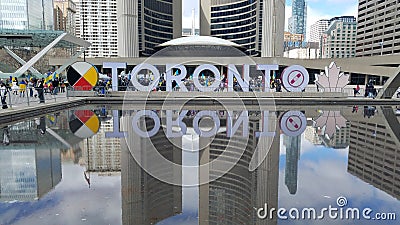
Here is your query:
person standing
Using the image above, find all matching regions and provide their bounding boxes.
[28,79,34,97]
[19,79,27,97]
[0,83,8,109]
[353,84,360,97]
[2,126,10,145]
[36,78,45,103]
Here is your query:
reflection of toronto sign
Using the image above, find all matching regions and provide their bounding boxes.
[104,110,307,139]
[103,63,310,92]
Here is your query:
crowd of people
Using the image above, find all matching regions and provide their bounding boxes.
[0,77,67,109]
[112,75,283,92]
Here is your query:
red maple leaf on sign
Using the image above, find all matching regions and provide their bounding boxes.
[315,62,350,92]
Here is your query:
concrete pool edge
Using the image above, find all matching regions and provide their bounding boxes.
[0,98,87,125]
[1,96,399,125]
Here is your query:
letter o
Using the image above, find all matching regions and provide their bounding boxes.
[281,65,309,92]
[130,63,161,92]
[193,111,220,137]
[132,110,160,138]
[193,64,221,92]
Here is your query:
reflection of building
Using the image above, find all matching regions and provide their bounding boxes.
[121,114,182,224]
[81,119,121,172]
[54,0,77,35]
[117,0,182,57]
[321,121,351,149]
[0,120,64,202]
[200,0,285,57]
[283,135,301,195]
[321,19,357,58]
[199,112,279,225]
[304,126,322,145]
[0,149,61,202]
[348,115,400,200]
[0,0,54,30]
[356,0,400,56]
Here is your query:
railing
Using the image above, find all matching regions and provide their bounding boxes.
[2,87,68,109]
[63,84,400,99]
[66,85,369,94]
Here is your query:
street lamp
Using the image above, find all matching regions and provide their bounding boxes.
[379,41,384,56]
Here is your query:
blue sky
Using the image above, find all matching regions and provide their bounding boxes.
[183,0,358,36]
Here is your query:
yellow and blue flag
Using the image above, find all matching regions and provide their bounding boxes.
[44,72,59,84]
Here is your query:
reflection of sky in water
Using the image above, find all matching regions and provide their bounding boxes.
[0,163,121,225]
[278,133,400,225]
[1,108,400,225]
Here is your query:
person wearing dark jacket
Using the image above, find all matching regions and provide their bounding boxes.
[0,83,8,109]
[36,79,45,103]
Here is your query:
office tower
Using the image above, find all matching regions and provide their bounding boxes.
[81,119,121,172]
[320,121,351,149]
[0,149,62,202]
[310,17,356,45]
[304,126,323,145]
[54,0,77,35]
[0,0,54,30]
[347,111,400,200]
[76,0,118,57]
[117,0,182,57]
[329,16,357,24]
[121,114,182,224]
[199,112,279,225]
[283,135,301,195]
[288,0,307,41]
[310,19,329,43]
[200,0,285,57]
[321,19,357,58]
[356,0,400,56]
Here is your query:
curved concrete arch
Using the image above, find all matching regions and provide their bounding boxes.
[381,106,400,146]
[377,66,400,99]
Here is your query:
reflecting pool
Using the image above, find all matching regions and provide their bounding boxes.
[0,105,399,225]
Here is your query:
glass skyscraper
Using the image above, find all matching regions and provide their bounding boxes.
[200,0,286,57]
[289,0,307,41]
[0,0,54,30]
[117,0,182,57]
